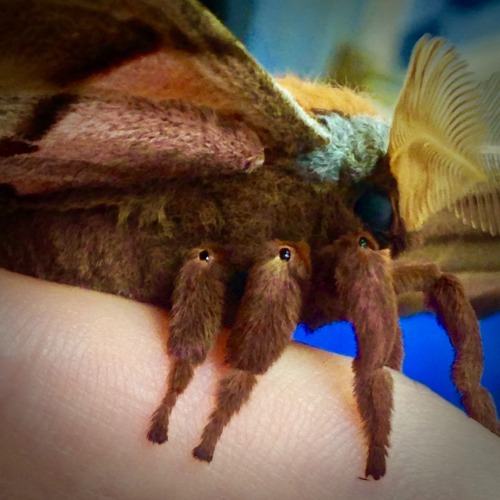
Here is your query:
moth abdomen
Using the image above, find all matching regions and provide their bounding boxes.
[0,167,349,305]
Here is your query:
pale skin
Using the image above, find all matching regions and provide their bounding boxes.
[1,269,500,500]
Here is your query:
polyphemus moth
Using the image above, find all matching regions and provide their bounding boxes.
[0,0,499,480]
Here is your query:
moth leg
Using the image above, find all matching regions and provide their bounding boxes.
[192,369,257,462]
[192,241,311,462]
[385,328,404,371]
[334,234,401,480]
[147,246,227,444]
[393,264,500,435]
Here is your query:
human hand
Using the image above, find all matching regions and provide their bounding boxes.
[1,269,499,499]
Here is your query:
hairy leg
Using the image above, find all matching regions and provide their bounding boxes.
[334,234,401,480]
[393,263,499,435]
[386,330,404,371]
[193,241,311,462]
[148,246,227,444]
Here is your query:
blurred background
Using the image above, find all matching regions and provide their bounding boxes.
[200,0,500,413]
[203,0,500,112]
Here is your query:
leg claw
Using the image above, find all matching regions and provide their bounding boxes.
[147,423,168,444]
[192,444,213,462]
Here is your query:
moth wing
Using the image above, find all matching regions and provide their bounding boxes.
[398,199,500,318]
[388,36,488,231]
[0,94,266,195]
[0,0,329,195]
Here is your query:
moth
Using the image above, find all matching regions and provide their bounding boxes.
[0,0,499,480]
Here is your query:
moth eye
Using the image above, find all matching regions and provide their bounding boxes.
[359,237,369,248]
[354,187,393,232]
[279,247,291,261]
[199,250,210,262]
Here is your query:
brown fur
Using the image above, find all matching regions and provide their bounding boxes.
[167,246,228,363]
[148,359,194,444]
[0,167,361,306]
[316,234,402,479]
[393,264,500,435]
[225,241,310,373]
[192,241,310,460]
[428,274,499,435]
[147,245,228,444]
[193,369,257,462]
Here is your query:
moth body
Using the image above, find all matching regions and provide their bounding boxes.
[0,165,365,312]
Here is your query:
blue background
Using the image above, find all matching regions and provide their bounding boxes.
[294,313,500,412]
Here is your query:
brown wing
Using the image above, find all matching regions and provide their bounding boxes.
[397,205,500,319]
[388,36,488,231]
[0,0,329,195]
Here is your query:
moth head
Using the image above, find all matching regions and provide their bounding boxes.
[348,154,409,257]
[294,36,495,248]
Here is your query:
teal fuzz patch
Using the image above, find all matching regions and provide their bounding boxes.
[299,114,389,181]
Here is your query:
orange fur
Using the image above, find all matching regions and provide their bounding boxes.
[276,74,380,117]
